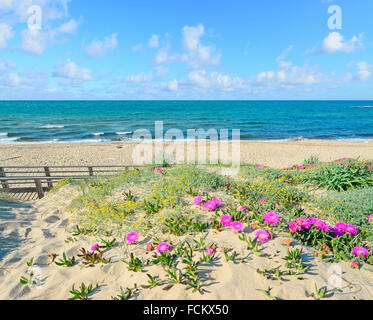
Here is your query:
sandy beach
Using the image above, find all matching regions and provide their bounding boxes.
[1,183,373,300]
[1,140,373,169]
[1,140,373,300]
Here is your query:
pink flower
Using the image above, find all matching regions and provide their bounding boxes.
[193,196,203,205]
[256,164,263,168]
[148,168,154,171]
[240,205,248,211]
[207,247,215,255]
[220,214,233,226]
[254,229,270,243]
[310,163,316,167]
[334,222,347,231]
[288,221,301,233]
[294,218,312,229]
[91,243,99,251]
[258,198,266,203]
[211,198,222,207]
[351,246,369,259]
[345,224,358,235]
[299,165,306,170]
[368,214,373,222]
[313,219,330,232]
[156,242,170,254]
[126,231,139,244]
[232,221,243,232]
[225,184,231,189]
[146,243,153,252]
[343,163,349,167]
[156,168,163,172]
[263,211,280,225]
[337,158,342,162]
[204,201,216,211]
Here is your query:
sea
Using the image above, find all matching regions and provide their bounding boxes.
[1,100,373,144]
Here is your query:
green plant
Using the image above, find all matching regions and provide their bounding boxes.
[141,274,160,289]
[112,285,139,300]
[122,253,145,272]
[305,284,328,300]
[69,283,97,300]
[101,238,116,248]
[303,160,373,191]
[54,252,76,267]
[78,248,109,267]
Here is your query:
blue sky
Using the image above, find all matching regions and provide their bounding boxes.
[0,0,372,100]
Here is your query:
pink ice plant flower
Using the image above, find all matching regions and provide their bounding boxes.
[220,214,233,226]
[368,214,373,222]
[193,196,203,205]
[126,231,139,244]
[207,247,215,255]
[288,221,302,233]
[91,243,99,251]
[156,168,163,172]
[345,224,359,235]
[299,165,306,170]
[311,218,330,232]
[351,246,370,259]
[263,211,280,225]
[211,198,222,207]
[258,198,266,203]
[204,201,217,211]
[240,205,248,211]
[310,163,316,167]
[156,242,170,254]
[294,217,312,230]
[232,221,243,232]
[254,229,270,243]
[256,164,263,168]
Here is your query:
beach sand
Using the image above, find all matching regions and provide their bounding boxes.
[0,184,372,300]
[1,140,373,300]
[1,140,373,169]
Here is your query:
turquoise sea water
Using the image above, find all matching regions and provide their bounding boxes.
[1,100,373,144]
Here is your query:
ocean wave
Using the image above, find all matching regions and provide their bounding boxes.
[351,106,373,108]
[91,132,105,136]
[116,131,132,135]
[0,133,8,137]
[39,124,65,129]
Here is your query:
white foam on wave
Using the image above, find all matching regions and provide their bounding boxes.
[0,133,8,137]
[351,106,373,108]
[116,131,132,135]
[91,132,104,136]
[39,124,65,129]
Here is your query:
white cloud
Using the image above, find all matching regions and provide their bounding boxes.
[168,79,178,91]
[6,72,21,87]
[322,32,363,53]
[0,0,13,11]
[356,62,371,81]
[20,29,47,55]
[0,23,14,48]
[148,34,159,49]
[53,60,93,81]
[85,33,118,58]
[181,24,221,68]
[0,59,16,73]
[125,72,152,83]
[56,18,79,34]
[188,70,248,92]
[255,64,329,88]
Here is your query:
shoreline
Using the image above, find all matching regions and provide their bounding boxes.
[1,139,373,169]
